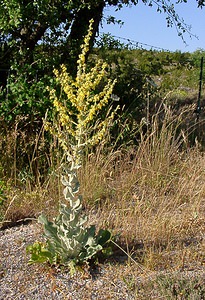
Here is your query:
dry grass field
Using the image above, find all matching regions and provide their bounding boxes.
[0,104,205,299]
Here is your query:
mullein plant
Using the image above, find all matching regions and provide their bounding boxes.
[27,20,116,270]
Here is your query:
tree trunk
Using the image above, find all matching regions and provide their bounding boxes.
[19,22,48,65]
[62,1,105,76]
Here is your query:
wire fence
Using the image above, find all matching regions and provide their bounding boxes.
[99,32,171,52]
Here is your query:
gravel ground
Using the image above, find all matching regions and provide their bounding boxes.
[1,223,205,299]
[0,223,136,300]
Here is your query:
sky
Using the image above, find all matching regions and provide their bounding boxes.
[100,1,205,52]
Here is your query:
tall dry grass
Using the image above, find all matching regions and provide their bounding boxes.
[1,104,205,270]
[80,104,205,270]
[0,117,64,224]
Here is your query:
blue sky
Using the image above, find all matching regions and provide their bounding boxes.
[101,1,205,52]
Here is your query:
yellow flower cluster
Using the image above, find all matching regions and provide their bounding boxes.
[77,19,94,77]
[47,19,117,162]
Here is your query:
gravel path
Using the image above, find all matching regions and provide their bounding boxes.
[0,223,135,300]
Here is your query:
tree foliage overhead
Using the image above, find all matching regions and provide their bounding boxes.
[0,0,204,71]
[0,1,104,68]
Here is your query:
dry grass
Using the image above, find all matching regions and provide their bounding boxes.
[1,105,205,298]
[78,106,205,273]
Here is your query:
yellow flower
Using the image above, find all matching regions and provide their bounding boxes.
[46,18,117,164]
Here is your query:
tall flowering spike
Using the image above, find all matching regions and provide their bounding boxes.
[27,19,114,270]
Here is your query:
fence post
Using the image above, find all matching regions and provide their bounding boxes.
[196,56,203,122]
